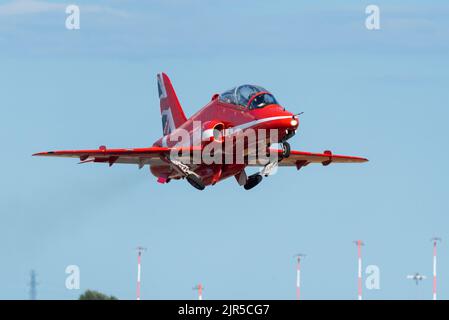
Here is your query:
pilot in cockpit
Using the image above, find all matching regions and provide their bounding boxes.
[219,85,278,109]
[248,92,278,109]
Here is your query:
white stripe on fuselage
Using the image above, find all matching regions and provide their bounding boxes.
[223,115,292,136]
[162,115,292,147]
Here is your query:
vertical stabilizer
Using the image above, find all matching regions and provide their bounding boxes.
[157,73,187,135]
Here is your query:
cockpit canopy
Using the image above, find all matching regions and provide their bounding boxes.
[219,84,279,109]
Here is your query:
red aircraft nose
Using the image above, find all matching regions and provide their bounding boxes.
[251,105,299,130]
[275,114,299,129]
[249,105,299,143]
[288,115,299,130]
[273,108,299,131]
[279,113,299,142]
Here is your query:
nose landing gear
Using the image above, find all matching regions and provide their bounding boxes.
[280,141,291,158]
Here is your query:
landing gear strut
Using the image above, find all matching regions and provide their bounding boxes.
[169,158,205,191]
[244,174,263,190]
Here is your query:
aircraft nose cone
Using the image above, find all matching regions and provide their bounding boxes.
[272,111,299,132]
[289,117,299,129]
[282,111,299,130]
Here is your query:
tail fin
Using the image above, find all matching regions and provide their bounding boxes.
[157,73,187,136]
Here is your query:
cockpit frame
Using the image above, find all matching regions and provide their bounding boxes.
[219,84,279,110]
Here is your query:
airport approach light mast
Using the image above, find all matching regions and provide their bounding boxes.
[136,246,147,300]
[294,254,306,300]
[193,283,203,300]
[353,240,364,300]
[29,270,38,300]
[431,237,442,300]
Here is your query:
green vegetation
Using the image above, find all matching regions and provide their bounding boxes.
[79,290,118,300]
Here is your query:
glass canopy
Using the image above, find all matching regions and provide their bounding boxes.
[219,85,278,109]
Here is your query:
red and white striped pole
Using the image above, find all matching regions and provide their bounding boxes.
[431,237,441,300]
[296,258,301,300]
[294,254,305,300]
[194,283,203,300]
[198,284,203,300]
[354,240,364,300]
[136,246,146,300]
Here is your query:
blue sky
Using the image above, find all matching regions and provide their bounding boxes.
[0,0,448,299]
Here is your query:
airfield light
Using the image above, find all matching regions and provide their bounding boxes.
[294,254,306,300]
[353,240,364,300]
[29,270,38,300]
[431,237,442,300]
[193,283,203,300]
[136,246,147,300]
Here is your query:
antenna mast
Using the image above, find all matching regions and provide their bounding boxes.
[136,246,147,300]
[294,254,306,300]
[353,240,364,300]
[431,237,441,300]
[29,270,38,300]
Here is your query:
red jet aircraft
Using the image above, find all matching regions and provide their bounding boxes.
[34,73,368,190]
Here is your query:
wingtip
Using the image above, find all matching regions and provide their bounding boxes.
[32,151,53,156]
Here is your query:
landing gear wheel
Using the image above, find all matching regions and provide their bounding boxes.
[186,174,205,191]
[244,174,263,190]
[281,142,291,158]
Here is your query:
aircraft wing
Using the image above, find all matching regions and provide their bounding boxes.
[33,146,368,168]
[32,146,195,167]
[259,149,368,168]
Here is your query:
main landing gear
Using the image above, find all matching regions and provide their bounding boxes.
[169,158,206,191]
[244,148,283,190]
[244,173,263,190]
[243,159,279,190]
[242,137,292,191]
[186,174,205,191]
